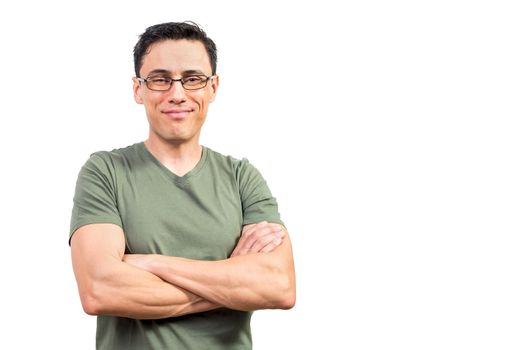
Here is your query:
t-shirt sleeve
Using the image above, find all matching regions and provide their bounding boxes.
[69,153,123,243]
[236,159,284,227]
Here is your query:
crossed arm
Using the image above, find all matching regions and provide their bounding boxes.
[70,222,295,319]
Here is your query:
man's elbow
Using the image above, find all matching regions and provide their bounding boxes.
[78,283,108,316]
[80,291,101,316]
[274,275,296,310]
[278,291,296,310]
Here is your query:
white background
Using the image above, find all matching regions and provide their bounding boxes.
[1,0,523,349]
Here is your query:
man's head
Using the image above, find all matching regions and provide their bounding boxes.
[132,22,219,146]
[134,22,217,78]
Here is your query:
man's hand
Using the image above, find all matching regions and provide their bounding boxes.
[230,221,286,257]
[123,221,286,268]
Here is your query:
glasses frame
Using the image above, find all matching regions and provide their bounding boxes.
[136,75,216,91]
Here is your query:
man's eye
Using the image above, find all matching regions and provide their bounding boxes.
[184,76,205,84]
[150,78,170,85]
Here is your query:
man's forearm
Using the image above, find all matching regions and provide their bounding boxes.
[85,262,221,319]
[125,238,296,311]
[74,251,220,319]
[71,224,221,320]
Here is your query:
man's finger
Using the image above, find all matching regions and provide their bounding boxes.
[260,237,283,253]
[243,225,283,252]
[250,233,283,253]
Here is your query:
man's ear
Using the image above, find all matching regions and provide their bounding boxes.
[209,75,219,103]
[132,77,144,104]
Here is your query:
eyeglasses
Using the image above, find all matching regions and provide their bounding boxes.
[136,75,216,91]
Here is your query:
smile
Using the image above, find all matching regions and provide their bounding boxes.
[162,109,193,119]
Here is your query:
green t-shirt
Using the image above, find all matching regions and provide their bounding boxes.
[70,142,283,350]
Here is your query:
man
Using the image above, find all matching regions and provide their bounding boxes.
[69,22,295,349]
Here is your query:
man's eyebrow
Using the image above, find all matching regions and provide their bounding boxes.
[146,69,171,76]
[182,70,207,76]
[145,69,208,77]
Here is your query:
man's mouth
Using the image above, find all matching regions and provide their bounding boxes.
[162,108,193,119]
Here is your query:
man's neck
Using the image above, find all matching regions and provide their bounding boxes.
[144,137,202,177]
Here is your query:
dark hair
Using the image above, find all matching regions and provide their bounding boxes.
[133,21,217,77]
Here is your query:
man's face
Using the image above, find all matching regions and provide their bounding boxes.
[133,39,218,145]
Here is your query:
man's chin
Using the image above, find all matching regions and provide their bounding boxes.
[162,133,196,146]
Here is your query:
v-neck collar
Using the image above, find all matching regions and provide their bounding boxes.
[137,142,208,187]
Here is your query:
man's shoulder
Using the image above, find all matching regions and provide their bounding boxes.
[204,146,251,171]
[204,146,261,182]
[91,143,140,158]
[82,143,142,172]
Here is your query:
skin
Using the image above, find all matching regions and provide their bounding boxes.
[123,222,295,311]
[71,39,296,319]
[133,39,219,176]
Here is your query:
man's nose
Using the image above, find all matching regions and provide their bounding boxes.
[169,80,186,103]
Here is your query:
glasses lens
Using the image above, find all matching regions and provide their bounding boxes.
[182,76,208,90]
[147,78,172,91]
